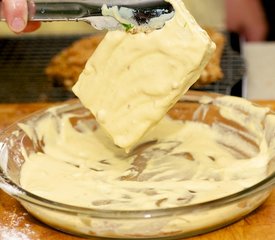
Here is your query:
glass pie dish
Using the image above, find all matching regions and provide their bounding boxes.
[0,91,275,239]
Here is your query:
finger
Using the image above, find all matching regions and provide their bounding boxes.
[2,0,28,33]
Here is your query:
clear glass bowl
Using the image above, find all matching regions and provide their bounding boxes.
[0,91,275,239]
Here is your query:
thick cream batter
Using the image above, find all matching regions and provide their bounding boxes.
[15,94,275,237]
[72,0,215,151]
[19,95,274,211]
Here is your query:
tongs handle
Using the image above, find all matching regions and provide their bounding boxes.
[27,1,112,30]
[0,0,104,21]
[29,1,103,21]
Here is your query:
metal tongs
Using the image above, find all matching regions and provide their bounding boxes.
[0,0,174,31]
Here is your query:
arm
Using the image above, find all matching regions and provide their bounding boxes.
[2,0,40,33]
[225,0,268,41]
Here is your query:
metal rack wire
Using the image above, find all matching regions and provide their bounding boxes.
[192,41,245,95]
[0,35,78,103]
[0,34,244,103]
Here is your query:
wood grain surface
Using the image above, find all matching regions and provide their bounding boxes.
[0,102,274,240]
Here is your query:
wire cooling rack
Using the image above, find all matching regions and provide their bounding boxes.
[0,35,79,103]
[193,41,245,95]
[0,34,244,103]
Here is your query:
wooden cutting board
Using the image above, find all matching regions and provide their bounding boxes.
[0,102,275,240]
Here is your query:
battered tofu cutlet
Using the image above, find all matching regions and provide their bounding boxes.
[72,0,215,151]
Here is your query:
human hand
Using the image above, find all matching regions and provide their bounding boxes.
[1,0,40,33]
[225,0,268,41]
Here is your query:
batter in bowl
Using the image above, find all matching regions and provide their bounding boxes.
[17,94,275,236]
[19,102,271,209]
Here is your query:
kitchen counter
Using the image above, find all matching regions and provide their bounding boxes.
[0,101,275,240]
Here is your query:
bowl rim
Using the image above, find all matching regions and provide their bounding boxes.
[0,93,275,219]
